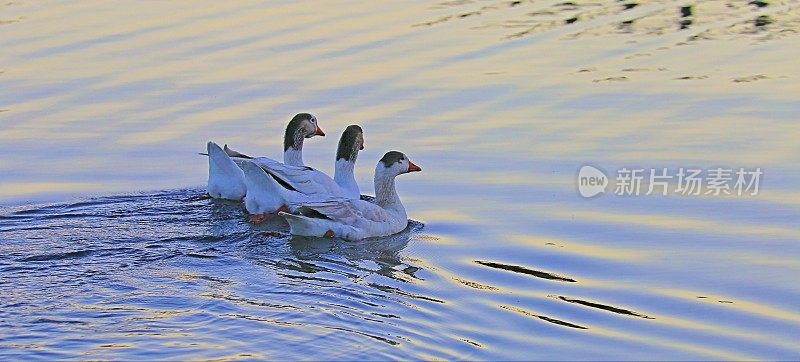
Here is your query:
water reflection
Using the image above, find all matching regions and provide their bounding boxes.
[551,295,654,320]
[755,14,772,28]
[274,220,427,310]
[679,5,693,30]
[475,260,577,282]
[416,0,799,43]
[500,305,588,330]
[1,0,799,359]
[287,223,421,282]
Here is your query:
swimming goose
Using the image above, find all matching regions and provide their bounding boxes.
[206,113,324,200]
[332,125,365,198]
[279,151,421,241]
[241,125,365,222]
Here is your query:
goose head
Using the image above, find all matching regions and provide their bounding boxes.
[377,151,422,178]
[284,113,324,151]
[336,125,365,162]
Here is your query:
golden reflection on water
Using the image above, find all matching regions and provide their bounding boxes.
[551,209,800,239]
[2,0,799,182]
[659,287,800,325]
[506,234,657,261]
[1,1,799,358]
[586,323,754,360]
[0,181,100,198]
[469,267,800,356]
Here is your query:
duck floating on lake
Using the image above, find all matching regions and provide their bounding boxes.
[205,112,324,200]
[240,125,365,223]
[280,151,421,241]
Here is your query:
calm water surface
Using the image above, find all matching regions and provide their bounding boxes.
[1,0,799,360]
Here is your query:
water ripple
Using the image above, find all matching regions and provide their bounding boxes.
[474,260,577,282]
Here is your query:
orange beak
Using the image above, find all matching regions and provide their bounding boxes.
[314,125,325,137]
[407,160,422,173]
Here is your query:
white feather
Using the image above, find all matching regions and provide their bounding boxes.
[240,160,286,214]
[206,141,246,200]
[280,154,419,241]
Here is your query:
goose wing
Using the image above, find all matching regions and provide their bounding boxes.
[247,157,345,197]
[295,199,389,225]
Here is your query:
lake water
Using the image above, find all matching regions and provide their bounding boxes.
[1,0,799,360]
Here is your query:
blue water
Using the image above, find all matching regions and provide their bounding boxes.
[2,0,800,360]
[2,184,798,359]
[0,189,434,359]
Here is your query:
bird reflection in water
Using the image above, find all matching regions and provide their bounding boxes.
[284,220,424,282]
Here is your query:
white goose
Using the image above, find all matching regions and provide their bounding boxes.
[241,125,365,222]
[280,151,422,241]
[206,113,324,200]
[206,141,247,200]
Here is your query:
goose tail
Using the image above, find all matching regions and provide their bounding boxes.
[240,160,287,214]
[279,211,322,237]
[206,141,246,200]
